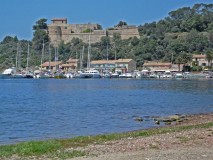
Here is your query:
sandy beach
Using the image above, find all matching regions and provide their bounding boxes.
[71,113,213,160]
[1,113,213,160]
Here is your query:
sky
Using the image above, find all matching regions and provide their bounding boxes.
[0,0,212,41]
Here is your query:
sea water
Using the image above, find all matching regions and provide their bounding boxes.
[0,79,212,144]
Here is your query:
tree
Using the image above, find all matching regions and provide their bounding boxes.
[206,51,213,66]
[33,18,48,30]
[116,21,127,27]
[175,52,192,71]
[32,18,49,50]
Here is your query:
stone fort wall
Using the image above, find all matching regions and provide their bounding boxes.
[48,18,140,46]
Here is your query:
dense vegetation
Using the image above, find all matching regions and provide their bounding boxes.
[0,3,213,71]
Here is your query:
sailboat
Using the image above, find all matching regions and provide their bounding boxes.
[103,42,112,78]
[79,33,101,78]
[34,40,49,79]
[12,43,25,78]
[23,42,33,78]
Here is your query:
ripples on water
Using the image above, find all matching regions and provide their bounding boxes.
[0,79,213,144]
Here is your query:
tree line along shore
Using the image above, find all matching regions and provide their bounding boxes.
[0,3,213,73]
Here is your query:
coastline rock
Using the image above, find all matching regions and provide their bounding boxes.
[154,114,186,124]
[134,117,143,122]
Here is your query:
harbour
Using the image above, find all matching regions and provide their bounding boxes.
[0,78,212,145]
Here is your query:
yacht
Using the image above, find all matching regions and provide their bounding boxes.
[80,69,101,78]
[0,68,16,79]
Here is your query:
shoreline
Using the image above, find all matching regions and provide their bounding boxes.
[0,113,213,159]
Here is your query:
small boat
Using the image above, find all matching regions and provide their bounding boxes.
[103,73,111,78]
[119,73,133,78]
[65,72,75,79]
[140,70,150,78]
[23,73,34,79]
[33,70,49,79]
[162,70,172,78]
[149,72,158,78]
[111,72,119,78]
[175,73,184,79]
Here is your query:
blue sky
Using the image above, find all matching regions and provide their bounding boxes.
[0,0,212,41]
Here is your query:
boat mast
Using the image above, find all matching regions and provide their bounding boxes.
[107,42,109,61]
[16,43,19,73]
[40,39,45,71]
[26,42,30,73]
[80,46,84,71]
[87,33,91,70]
[48,43,51,71]
[114,44,117,60]
[75,51,78,72]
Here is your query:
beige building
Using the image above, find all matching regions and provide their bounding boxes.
[61,58,79,71]
[91,59,136,73]
[47,18,140,46]
[41,61,63,70]
[143,62,184,72]
[192,54,209,67]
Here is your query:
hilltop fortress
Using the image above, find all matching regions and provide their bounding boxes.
[47,18,140,46]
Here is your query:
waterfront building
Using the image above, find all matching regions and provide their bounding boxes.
[61,58,79,71]
[143,62,184,72]
[192,54,209,67]
[91,59,136,73]
[41,61,63,70]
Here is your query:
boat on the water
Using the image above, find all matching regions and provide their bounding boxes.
[119,73,133,78]
[162,70,173,78]
[149,72,158,78]
[79,70,101,78]
[175,72,184,79]
[0,68,16,79]
[111,72,119,78]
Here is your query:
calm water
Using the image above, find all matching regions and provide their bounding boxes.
[0,79,213,144]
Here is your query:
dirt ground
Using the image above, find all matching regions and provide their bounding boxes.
[71,113,213,160]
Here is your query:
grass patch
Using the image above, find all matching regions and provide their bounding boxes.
[0,122,212,159]
[0,140,61,157]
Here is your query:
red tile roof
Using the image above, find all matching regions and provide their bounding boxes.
[193,54,206,58]
[143,62,171,67]
[66,58,79,63]
[41,61,62,67]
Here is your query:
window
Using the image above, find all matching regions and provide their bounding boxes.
[202,63,206,66]
[65,27,67,29]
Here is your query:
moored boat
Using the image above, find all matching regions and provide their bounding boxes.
[79,69,101,78]
[175,72,184,79]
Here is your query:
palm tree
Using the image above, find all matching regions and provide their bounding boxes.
[206,51,213,67]
[175,52,192,72]
[175,56,184,72]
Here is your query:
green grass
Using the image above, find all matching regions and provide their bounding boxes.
[0,122,212,159]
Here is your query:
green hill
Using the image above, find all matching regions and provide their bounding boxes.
[0,3,213,71]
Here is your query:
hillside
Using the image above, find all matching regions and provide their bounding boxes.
[0,3,213,71]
